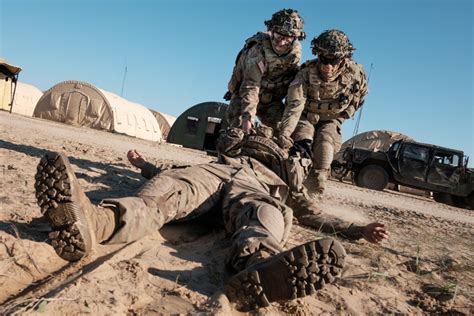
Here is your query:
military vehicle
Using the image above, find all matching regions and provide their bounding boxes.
[332,140,474,209]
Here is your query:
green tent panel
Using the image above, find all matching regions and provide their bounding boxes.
[167,101,228,151]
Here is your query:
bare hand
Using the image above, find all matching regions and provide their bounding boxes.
[241,119,256,135]
[127,149,146,169]
[362,222,389,244]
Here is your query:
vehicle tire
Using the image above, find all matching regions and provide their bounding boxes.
[355,165,389,191]
[464,192,474,210]
[451,195,468,209]
[432,192,454,206]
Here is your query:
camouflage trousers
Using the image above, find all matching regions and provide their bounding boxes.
[226,95,284,132]
[101,163,293,272]
[292,117,343,170]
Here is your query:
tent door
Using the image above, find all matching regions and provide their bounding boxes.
[63,91,89,125]
[203,121,222,151]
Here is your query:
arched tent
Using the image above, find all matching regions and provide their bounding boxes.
[10,82,43,116]
[34,80,162,142]
[0,59,22,113]
[149,109,176,141]
[334,130,414,162]
[167,101,228,151]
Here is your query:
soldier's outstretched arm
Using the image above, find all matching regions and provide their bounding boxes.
[278,70,307,143]
[296,210,389,244]
[239,47,265,126]
[341,63,369,119]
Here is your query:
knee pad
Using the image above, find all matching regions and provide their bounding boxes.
[313,141,334,169]
[256,204,285,243]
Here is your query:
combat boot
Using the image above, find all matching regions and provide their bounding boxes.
[225,238,346,311]
[287,189,322,218]
[35,152,116,261]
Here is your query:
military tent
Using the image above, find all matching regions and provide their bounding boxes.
[167,101,228,151]
[34,80,162,142]
[149,109,176,141]
[9,82,43,116]
[0,59,22,113]
[334,130,413,162]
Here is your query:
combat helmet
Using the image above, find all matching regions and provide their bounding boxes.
[265,9,306,40]
[311,29,354,58]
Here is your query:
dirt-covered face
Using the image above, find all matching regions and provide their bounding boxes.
[317,55,344,80]
[270,31,296,55]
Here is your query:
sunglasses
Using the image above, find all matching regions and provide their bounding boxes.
[319,55,342,66]
[273,32,296,43]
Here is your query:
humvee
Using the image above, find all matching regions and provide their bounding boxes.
[333,140,474,209]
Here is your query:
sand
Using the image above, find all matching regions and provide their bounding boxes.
[0,111,473,315]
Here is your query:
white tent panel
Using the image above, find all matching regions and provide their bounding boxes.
[99,89,162,142]
[34,80,162,142]
[12,82,43,116]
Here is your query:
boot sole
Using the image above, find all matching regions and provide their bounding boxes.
[225,238,346,311]
[34,152,92,261]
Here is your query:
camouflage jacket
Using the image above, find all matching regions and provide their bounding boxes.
[227,32,301,120]
[279,58,368,137]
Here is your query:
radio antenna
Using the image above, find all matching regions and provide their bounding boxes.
[120,59,128,97]
[353,62,374,137]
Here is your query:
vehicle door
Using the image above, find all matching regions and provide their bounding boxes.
[398,143,431,183]
[426,151,461,188]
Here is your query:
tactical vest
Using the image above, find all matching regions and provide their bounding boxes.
[228,32,300,98]
[304,59,364,121]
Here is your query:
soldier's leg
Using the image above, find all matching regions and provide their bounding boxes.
[35,152,223,261]
[312,120,342,194]
[222,176,346,310]
[104,166,224,244]
[284,118,323,213]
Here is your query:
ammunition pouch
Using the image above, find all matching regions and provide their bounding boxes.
[285,153,312,192]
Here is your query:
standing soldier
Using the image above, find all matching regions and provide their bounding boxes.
[224,8,305,141]
[278,29,368,194]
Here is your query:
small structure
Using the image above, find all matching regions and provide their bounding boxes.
[34,80,162,142]
[0,59,22,113]
[149,109,176,141]
[167,101,228,151]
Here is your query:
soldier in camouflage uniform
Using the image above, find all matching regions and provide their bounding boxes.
[34,132,387,311]
[279,29,368,194]
[225,9,305,141]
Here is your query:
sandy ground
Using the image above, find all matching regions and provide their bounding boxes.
[0,111,473,315]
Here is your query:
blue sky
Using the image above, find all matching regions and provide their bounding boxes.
[1,0,472,163]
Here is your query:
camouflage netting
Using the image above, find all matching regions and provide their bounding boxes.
[264,8,306,40]
[311,29,354,58]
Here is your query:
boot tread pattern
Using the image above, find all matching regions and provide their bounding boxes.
[34,152,88,261]
[225,238,346,311]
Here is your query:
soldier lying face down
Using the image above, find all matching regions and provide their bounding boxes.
[34,129,387,311]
